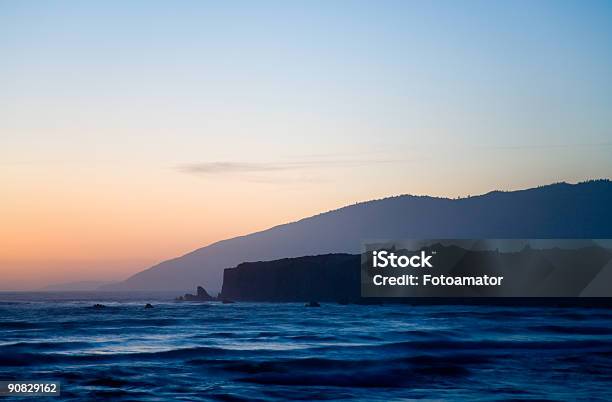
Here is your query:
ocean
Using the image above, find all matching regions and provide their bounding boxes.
[1,292,611,401]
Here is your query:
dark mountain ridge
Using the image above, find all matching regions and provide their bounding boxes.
[102,179,612,292]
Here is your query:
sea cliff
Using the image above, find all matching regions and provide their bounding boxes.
[219,244,612,304]
[220,254,360,302]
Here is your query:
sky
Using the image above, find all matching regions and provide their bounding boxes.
[1,0,612,290]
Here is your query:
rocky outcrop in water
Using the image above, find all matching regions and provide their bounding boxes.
[176,286,216,301]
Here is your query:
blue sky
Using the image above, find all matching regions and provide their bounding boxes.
[1,1,612,288]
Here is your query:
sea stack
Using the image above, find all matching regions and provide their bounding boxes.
[177,286,215,301]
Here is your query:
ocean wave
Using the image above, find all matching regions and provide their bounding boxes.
[0,321,39,329]
[376,338,612,352]
[528,325,612,335]
[237,362,470,388]
[0,340,94,352]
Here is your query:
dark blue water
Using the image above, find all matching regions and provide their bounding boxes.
[1,292,612,401]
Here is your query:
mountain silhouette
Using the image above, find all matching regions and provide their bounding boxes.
[101,179,612,292]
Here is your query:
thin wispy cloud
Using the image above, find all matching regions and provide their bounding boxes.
[176,159,401,176]
[175,140,612,182]
[178,162,293,174]
[479,141,612,150]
